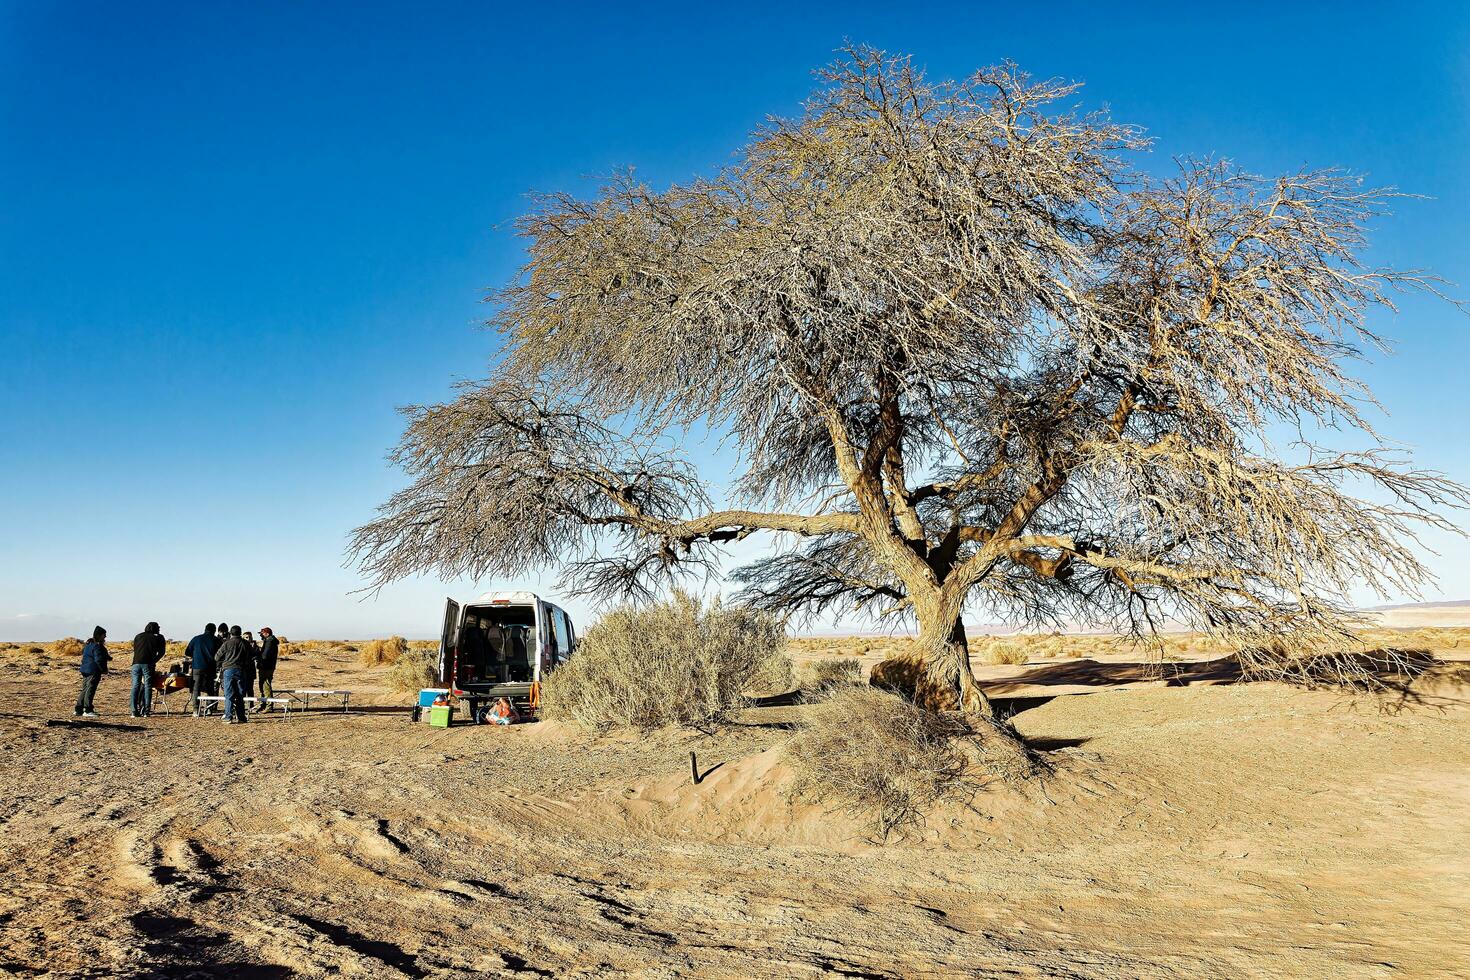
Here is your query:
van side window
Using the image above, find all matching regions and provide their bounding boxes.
[546,609,558,661]
[550,608,571,664]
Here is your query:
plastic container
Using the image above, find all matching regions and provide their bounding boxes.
[418,688,450,708]
[428,705,454,729]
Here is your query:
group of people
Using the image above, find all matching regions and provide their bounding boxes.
[185,622,280,723]
[72,621,281,724]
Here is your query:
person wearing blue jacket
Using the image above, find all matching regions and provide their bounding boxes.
[186,623,219,716]
[73,626,109,717]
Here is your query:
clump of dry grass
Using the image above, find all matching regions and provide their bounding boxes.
[977,638,1028,665]
[542,591,790,733]
[788,686,1043,839]
[49,637,84,659]
[789,687,967,839]
[388,643,440,692]
[746,645,795,698]
[359,635,408,667]
[803,657,862,693]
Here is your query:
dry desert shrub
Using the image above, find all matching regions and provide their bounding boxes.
[541,591,790,733]
[803,657,862,693]
[305,639,357,653]
[49,637,84,659]
[788,686,1041,839]
[788,686,968,839]
[978,639,1028,666]
[746,643,795,697]
[388,643,440,692]
[1022,633,1064,659]
[359,635,409,667]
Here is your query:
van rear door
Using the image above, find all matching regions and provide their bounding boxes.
[438,598,461,685]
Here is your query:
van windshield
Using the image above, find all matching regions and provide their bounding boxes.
[458,604,537,684]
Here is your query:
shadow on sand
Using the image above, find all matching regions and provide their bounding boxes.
[43,719,147,732]
[128,911,296,979]
[982,655,1244,696]
[986,648,1467,722]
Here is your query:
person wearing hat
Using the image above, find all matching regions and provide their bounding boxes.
[129,621,166,718]
[74,626,110,717]
[215,625,253,724]
[255,627,280,710]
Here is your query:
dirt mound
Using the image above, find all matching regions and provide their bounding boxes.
[590,746,870,849]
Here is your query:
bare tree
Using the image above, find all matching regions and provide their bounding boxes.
[351,46,1465,715]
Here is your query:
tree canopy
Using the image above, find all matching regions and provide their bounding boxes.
[352,46,1465,711]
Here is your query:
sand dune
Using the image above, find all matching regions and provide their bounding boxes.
[1,639,1468,977]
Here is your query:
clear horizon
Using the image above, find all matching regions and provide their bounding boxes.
[4,2,1468,641]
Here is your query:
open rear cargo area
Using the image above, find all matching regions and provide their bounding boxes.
[457,603,537,685]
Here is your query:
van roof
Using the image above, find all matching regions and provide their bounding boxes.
[469,590,541,606]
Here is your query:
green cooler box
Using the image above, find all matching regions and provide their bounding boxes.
[428,704,454,728]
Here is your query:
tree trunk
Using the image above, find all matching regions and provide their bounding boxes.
[919,607,996,719]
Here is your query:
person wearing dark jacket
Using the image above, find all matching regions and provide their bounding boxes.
[255,628,280,710]
[217,622,230,646]
[215,626,252,724]
[74,626,109,717]
[129,622,166,717]
[186,624,219,716]
[239,631,258,703]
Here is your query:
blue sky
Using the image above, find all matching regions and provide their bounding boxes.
[3,2,1468,640]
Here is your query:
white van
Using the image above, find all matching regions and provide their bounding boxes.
[436,591,576,710]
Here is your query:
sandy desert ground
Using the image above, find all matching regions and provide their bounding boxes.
[1,633,1468,979]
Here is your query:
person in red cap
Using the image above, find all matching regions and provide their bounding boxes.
[255,627,280,710]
